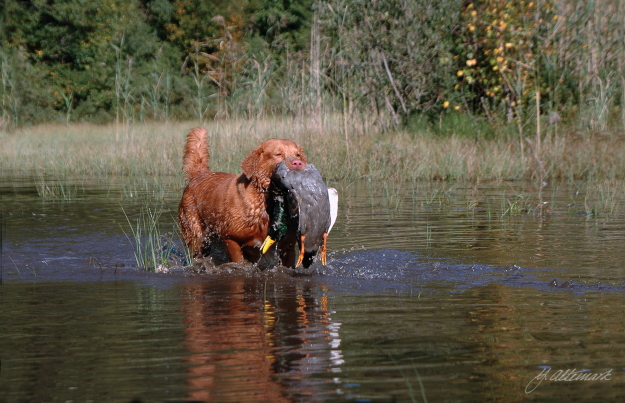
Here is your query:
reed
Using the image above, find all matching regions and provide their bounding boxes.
[121,203,190,271]
[0,52,19,130]
[581,180,625,217]
[387,353,429,403]
[35,176,81,201]
[500,194,533,217]
[410,179,625,219]
[112,34,137,138]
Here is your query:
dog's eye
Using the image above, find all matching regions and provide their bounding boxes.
[275,153,282,157]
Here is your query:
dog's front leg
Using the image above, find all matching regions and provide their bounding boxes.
[224,239,245,262]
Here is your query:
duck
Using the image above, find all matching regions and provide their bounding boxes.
[261,161,338,268]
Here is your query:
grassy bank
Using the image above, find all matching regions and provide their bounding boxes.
[2,115,625,184]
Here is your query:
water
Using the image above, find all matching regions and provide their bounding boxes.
[2,176,625,402]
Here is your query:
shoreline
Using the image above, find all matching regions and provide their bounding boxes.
[2,117,625,182]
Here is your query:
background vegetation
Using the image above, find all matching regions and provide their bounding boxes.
[1,0,624,135]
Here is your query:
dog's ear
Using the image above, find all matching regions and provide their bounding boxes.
[241,145,263,180]
[241,144,271,188]
[298,145,308,163]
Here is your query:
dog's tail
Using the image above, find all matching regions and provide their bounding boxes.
[182,127,210,181]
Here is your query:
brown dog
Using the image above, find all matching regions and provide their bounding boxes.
[178,127,307,265]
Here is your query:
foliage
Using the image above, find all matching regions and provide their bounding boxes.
[455,1,549,114]
[0,0,623,133]
[248,0,314,51]
[453,0,625,132]
[317,0,462,124]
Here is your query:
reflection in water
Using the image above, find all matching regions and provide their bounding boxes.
[0,281,190,402]
[3,176,625,401]
[181,275,342,402]
[329,284,625,402]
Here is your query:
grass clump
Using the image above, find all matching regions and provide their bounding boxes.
[121,203,190,271]
[35,175,82,201]
[581,180,625,218]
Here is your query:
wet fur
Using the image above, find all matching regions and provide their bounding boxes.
[178,127,307,265]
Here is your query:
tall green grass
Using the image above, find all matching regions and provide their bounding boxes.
[121,203,191,271]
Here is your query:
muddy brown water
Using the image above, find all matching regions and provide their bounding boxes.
[2,176,625,402]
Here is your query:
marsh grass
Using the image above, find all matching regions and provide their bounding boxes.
[582,180,625,218]
[387,353,429,403]
[500,193,534,217]
[121,203,190,271]
[3,116,624,218]
[35,176,82,201]
[423,184,455,208]
[411,179,625,220]
[382,181,407,212]
[117,176,181,201]
[3,116,625,187]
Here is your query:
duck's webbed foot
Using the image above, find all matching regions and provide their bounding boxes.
[295,235,306,268]
[321,232,328,266]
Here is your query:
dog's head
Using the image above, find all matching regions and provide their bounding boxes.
[241,139,307,189]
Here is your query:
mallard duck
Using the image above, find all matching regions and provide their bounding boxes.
[261,161,338,268]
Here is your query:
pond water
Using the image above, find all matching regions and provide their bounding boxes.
[2,176,625,402]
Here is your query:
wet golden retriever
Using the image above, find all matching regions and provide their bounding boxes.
[178,127,306,265]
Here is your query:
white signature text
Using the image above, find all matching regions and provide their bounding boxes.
[525,367,612,394]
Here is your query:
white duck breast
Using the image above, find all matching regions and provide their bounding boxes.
[327,187,338,234]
